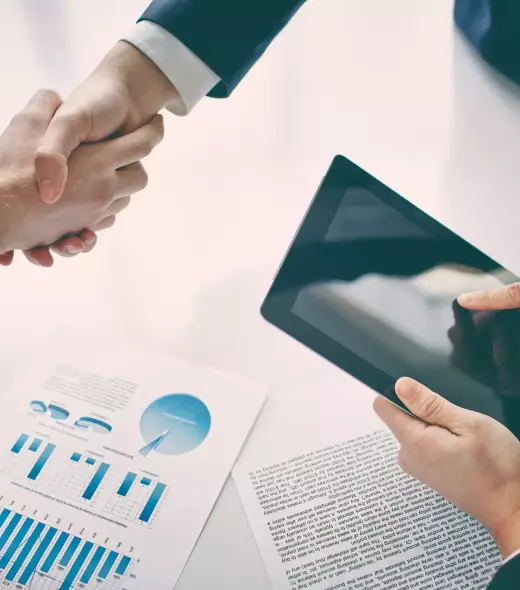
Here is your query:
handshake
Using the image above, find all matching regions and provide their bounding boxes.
[0,42,176,267]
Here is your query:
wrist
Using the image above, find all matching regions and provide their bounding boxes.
[489,507,520,557]
[101,41,179,125]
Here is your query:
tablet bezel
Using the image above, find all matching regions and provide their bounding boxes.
[261,155,504,411]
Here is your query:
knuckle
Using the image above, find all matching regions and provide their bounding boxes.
[37,88,61,104]
[10,111,38,128]
[55,108,90,137]
[95,176,117,206]
[505,282,520,307]
[417,393,445,421]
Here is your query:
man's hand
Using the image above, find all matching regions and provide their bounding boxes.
[374,378,520,556]
[0,89,164,265]
[35,41,177,205]
[448,284,520,395]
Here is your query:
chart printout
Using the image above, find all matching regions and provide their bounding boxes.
[0,345,265,589]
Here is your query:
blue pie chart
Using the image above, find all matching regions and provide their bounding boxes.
[30,401,47,414]
[75,417,112,434]
[30,401,69,421]
[139,394,211,456]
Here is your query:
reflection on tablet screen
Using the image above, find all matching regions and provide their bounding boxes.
[287,187,520,435]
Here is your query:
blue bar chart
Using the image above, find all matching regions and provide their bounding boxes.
[6,433,169,530]
[139,483,167,523]
[11,434,29,454]
[28,439,42,452]
[0,508,134,588]
[117,472,137,497]
[105,472,168,527]
[28,443,56,480]
[83,462,110,500]
[49,454,111,505]
[7,434,56,484]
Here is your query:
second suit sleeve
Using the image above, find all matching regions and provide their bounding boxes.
[139,0,307,98]
[487,553,520,589]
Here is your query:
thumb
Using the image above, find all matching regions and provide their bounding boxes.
[458,283,520,311]
[395,377,468,431]
[34,107,90,204]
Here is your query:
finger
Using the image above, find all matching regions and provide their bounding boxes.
[449,300,497,385]
[493,311,520,394]
[373,395,425,444]
[458,283,520,310]
[450,299,477,344]
[8,89,62,135]
[35,103,92,205]
[116,162,148,196]
[394,377,467,431]
[79,229,97,253]
[104,196,131,218]
[0,251,14,266]
[50,229,98,258]
[90,215,116,232]
[23,247,54,267]
[103,114,164,169]
[50,236,86,257]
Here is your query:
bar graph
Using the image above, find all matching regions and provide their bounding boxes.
[83,462,110,500]
[11,434,29,454]
[105,471,168,528]
[28,443,56,480]
[139,483,167,523]
[49,455,111,506]
[5,434,172,523]
[0,508,135,588]
[28,439,42,452]
[4,434,56,486]
[117,472,137,497]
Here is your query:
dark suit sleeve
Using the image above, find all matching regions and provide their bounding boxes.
[488,554,520,589]
[454,0,520,85]
[139,0,306,98]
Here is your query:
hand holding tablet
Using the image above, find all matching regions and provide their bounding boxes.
[262,156,520,436]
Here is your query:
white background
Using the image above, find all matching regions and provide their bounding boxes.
[1,1,520,588]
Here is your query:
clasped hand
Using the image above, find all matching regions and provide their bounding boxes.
[0,90,163,266]
[0,42,173,267]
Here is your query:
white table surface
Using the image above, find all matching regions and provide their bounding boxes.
[1,1,520,588]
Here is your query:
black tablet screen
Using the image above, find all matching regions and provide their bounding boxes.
[275,171,520,436]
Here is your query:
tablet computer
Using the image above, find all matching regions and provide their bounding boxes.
[262,155,520,436]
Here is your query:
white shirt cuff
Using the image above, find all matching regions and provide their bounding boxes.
[122,21,221,115]
[504,546,520,564]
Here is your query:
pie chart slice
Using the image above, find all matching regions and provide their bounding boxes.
[139,394,211,456]
[75,417,112,434]
[48,405,70,421]
[30,401,47,414]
